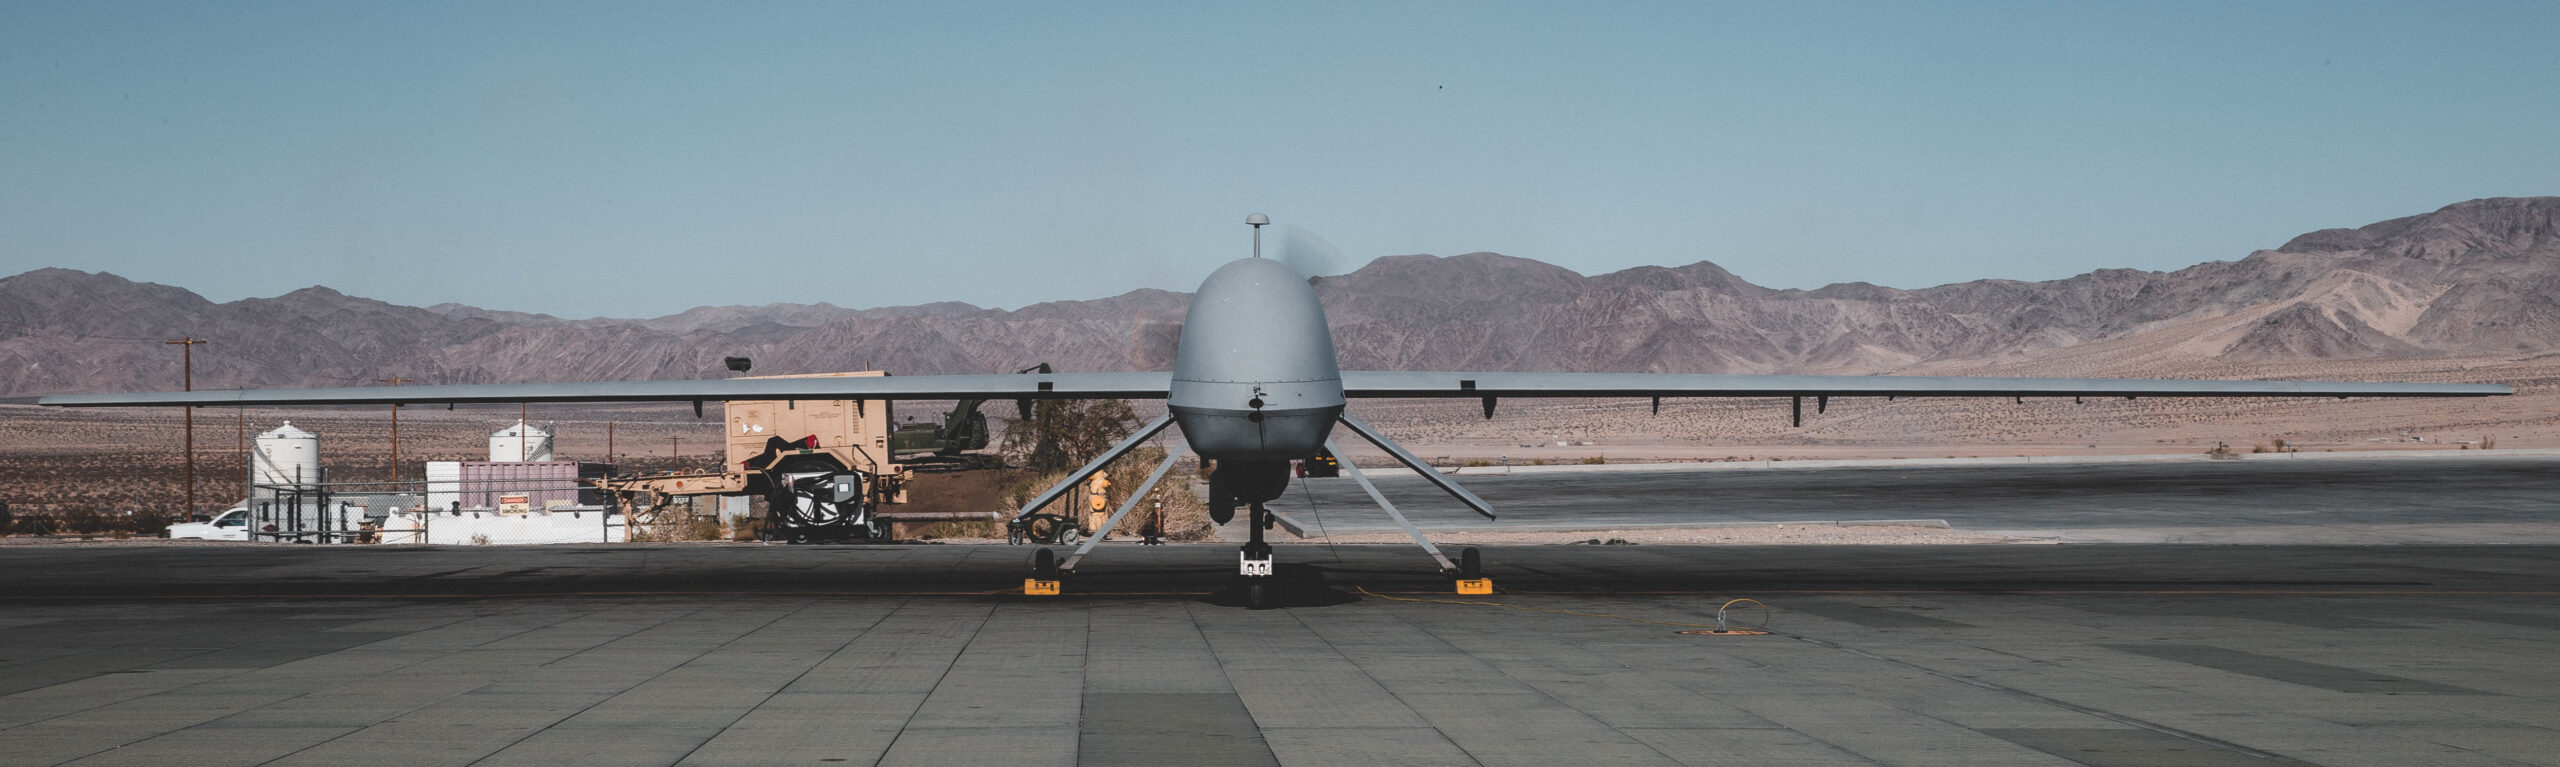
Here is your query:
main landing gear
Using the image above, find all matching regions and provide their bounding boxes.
[1009,410,1505,605]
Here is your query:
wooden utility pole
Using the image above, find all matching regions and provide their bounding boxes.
[670,436,680,470]
[378,378,411,484]
[519,403,529,461]
[236,409,246,500]
[606,422,616,464]
[165,337,205,516]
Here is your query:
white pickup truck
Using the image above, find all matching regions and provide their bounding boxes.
[166,506,252,541]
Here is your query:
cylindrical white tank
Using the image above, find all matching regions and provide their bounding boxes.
[252,422,322,493]
[489,421,554,462]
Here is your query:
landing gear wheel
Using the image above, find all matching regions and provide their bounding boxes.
[1240,502,1278,610]
[1033,548,1060,579]
[1459,547,1482,578]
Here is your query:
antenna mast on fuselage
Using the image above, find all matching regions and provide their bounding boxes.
[1247,213,1269,258]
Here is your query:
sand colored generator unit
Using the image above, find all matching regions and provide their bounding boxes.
[591,371,999,542]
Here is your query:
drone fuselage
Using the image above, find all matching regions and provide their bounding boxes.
[1167,257,1344,463]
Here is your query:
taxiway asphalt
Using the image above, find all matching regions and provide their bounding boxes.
[3,456,2558,766]
[1273,453,2560,543]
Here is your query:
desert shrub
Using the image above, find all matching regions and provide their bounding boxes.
[627,512,724,542]
[129,510,171,537]
[1580,455,1607,465]
[998,399,1138,473]
[929,446,1215,542]
[1104,448,1212,541]
[4,507,177,536]
[9,514,53,536]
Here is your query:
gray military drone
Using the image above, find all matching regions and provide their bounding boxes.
[44,215,2512,607]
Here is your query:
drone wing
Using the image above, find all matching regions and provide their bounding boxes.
[1341,371,2508,399]
[38,372,1176,407]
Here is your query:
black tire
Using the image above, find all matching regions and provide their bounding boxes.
[1033,548,1057,578]
[1460,547,1482,577]
[1247,582,1268,610]
[1019,514,1063,545]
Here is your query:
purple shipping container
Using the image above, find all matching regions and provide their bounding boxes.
[456,461,608,509]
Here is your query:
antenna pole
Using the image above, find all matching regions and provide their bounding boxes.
[1246,213,1269,259]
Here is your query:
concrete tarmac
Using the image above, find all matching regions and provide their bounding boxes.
[1275,454,2560,543]
[4,457,2560,766]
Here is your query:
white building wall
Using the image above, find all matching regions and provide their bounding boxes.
[382,508,624,545]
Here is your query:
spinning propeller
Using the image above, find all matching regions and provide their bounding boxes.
[1248,213,1347,279]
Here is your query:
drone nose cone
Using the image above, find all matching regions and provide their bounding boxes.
[1168,258,1345,460]
[1175,259,1338,385]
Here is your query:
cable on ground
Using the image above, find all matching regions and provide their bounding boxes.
[1298,474,1343,564]
[1356,586,1771,632]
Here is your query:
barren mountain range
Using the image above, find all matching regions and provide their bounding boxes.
[4,197,2554,398]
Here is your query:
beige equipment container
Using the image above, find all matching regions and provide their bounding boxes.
[592,371,908,511]
[723,371,900,488]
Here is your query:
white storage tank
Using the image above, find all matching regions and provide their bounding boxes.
[252,421,321,495]
[489,421,554,462]
[424,461,463,511]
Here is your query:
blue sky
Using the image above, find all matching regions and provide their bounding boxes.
[4,1,2554,318]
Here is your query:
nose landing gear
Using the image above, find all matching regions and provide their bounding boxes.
[1205,501,1357,610]
[1239,503,1278,609]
